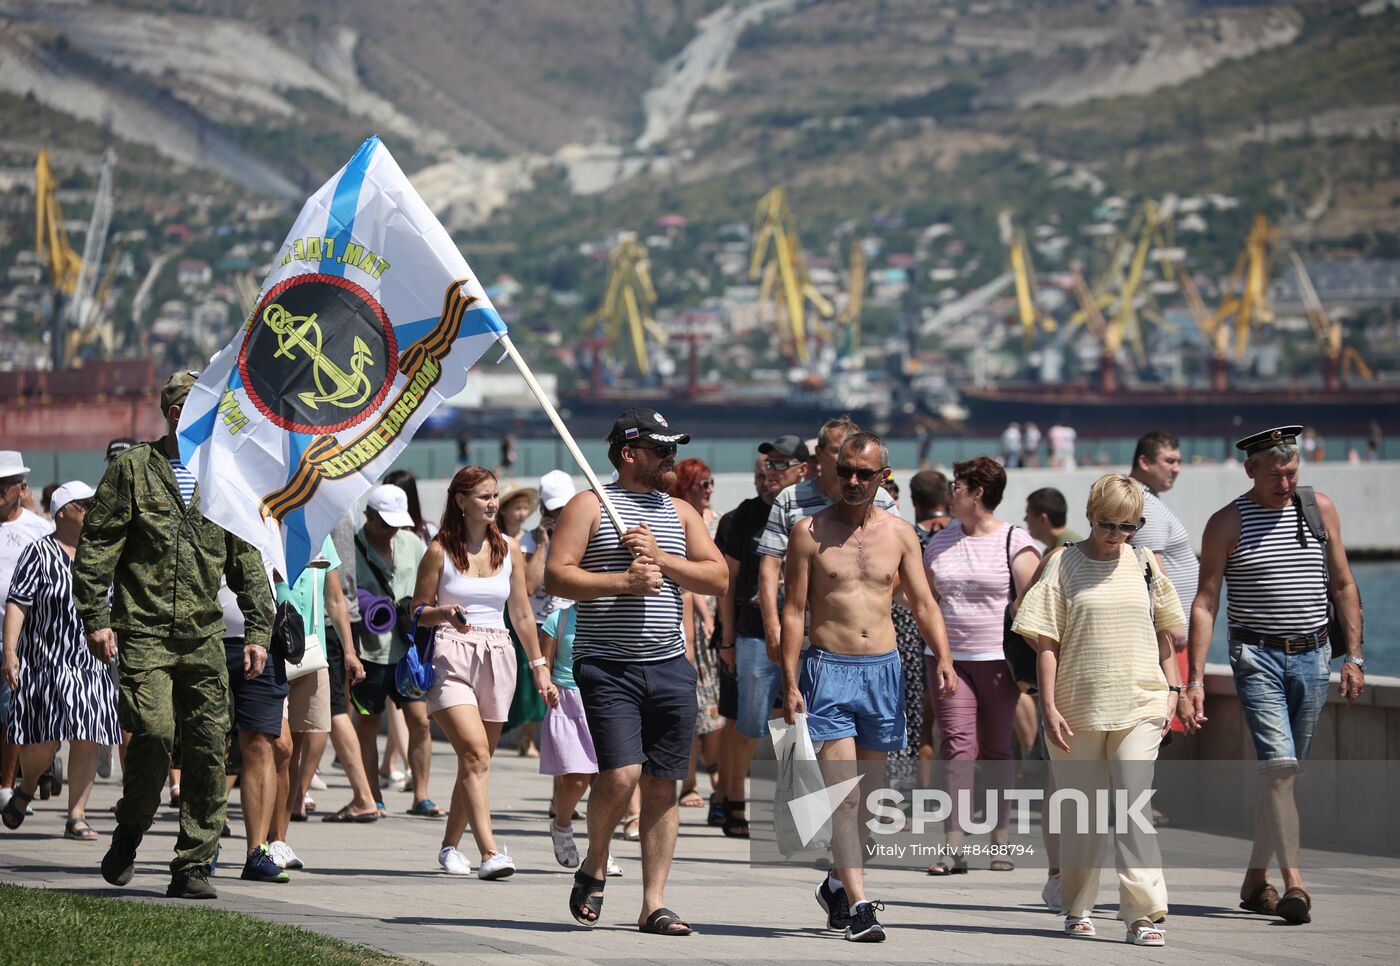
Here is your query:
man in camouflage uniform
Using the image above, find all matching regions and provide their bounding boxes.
[74,371,273,899]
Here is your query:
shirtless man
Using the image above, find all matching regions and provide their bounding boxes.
[781,432,957,943]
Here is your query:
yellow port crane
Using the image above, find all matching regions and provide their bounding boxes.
[1007,224,1056,349]
[1101,199,1178,367]
[1290,252,1373,389]
[35,149,83,298]
[836,241,866,354]
[1177,266,1234,391]
[748,185,833,365]
[1064,199,1177,371]
[1212,213,1276,361]
[35,147,118,367]
[582,235,667,376]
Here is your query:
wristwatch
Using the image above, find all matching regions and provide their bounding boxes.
[528,657,548,669]
[1168,685,1184,694]
[1343,655,1366,671]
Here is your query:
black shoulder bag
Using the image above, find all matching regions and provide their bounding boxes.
[1002,526,1038,691]
[271,597,306,666]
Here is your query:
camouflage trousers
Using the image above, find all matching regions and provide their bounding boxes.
[115,633,230,875]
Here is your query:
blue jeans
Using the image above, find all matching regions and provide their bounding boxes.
[735,636,782,740]
[1229,638,1330,771]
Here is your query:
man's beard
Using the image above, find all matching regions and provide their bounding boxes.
[647,466,677,492]
[839,486,877,507]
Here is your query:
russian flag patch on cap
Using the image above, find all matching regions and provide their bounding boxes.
[624,427,640,439]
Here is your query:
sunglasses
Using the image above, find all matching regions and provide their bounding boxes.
[696,479,714,490]
[764,458,801,472]
[836,464,884,483]
[1094,520,1142,534]
[628,442,678,458]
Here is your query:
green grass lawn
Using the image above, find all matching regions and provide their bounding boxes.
[0,882,406,965]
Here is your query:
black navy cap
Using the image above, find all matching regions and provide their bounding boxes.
[758,435,811,461]
[1235,425,1304,456]
[606,408,691,446]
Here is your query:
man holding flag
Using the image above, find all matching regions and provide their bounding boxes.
[75,372,273,899]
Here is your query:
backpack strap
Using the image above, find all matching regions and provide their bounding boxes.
[1293,486,1328,549]
[355,533,397,599]
[1004,525,1016,599]
[1134,545,1156,626]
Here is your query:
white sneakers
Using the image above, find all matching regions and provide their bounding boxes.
[605,854,623,877]
[267,841,304,870]
[1042,873,1064,914]
[477,848,516,880]
[550,821,580,868]
[438,845,515,879]
[438,846,472,875]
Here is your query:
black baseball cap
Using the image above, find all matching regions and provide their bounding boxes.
[606,408,691,446]
[758,435,811,461]
[106,437,138,462]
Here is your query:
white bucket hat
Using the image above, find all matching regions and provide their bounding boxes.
[0,451,31,477]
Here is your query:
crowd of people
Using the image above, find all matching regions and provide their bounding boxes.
[0,371,1367,946]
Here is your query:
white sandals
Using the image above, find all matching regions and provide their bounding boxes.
[1125,921,1166,946]
[1064,916,1096,937]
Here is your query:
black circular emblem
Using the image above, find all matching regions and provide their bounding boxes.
[239,273,398,434]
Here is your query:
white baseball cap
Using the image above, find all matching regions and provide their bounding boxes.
[539,470,577,511]
[367,483,415,529]
[0,451,31,477]
[50,480,96,515]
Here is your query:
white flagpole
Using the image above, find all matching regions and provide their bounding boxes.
[496,334,627,537]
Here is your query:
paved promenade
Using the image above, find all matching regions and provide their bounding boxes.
[3,741,1397,965]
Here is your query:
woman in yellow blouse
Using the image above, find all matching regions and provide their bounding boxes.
[1013,474,1185,946]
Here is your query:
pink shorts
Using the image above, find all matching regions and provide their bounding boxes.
[538,686,598,777]
[427,625,516,720]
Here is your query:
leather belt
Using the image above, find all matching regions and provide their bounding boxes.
[1230,626,1328,654]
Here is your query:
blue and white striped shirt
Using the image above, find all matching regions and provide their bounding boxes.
[168,458,198,509]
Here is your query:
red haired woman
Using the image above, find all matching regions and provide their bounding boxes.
[412,467,558,881]
[668,458,722,809]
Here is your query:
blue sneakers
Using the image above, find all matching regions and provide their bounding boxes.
[240,844,290,883]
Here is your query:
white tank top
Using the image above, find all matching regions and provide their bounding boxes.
[437,543,512,629]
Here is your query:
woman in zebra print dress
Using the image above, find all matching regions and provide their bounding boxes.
[1,482,119,838]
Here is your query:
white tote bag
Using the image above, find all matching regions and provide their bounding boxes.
[768,713,833,856]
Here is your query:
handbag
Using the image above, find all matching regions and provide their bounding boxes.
[270,599,306,666]
[1001,526,1038,691]
[395,605,437,699]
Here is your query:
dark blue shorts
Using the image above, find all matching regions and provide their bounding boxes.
[800,647,907,752]
[574,654,698,781]
[224,638,287,737]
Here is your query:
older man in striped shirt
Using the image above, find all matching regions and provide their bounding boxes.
[1185,425,1364,927]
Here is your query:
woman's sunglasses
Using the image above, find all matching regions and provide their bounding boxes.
[835,464,884,482]
[1094,520,1142,534]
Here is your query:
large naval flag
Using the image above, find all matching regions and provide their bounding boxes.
[178,135,506,583]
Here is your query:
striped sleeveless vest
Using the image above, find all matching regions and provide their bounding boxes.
[574,482,687,663]
[1224,495,1328,636]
